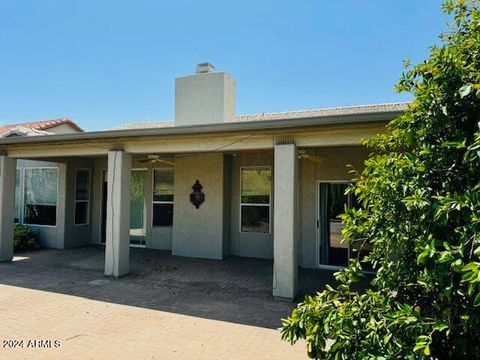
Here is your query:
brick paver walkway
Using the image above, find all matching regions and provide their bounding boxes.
[0,284,306,359]
[0,246,335,359]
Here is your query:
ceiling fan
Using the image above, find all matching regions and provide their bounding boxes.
[297,150,325,164]
[138,154,175,166]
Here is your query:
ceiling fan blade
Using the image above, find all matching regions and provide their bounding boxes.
[301,154,325,164]
[155,159,175,166]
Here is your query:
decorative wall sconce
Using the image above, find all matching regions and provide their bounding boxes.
[190,180,205,209]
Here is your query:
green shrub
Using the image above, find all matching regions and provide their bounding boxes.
[14,224,39,252]
[281,1,480,359]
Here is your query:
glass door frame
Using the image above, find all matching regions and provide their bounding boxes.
[315,180,351,270]
[129,168,148,248]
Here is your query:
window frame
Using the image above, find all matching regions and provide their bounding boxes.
[74,168,91,226]
[151,167,174,228]
[23,166,59,228]
[239,166,272,234]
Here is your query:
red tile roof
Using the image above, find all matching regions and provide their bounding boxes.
[0,118,83,137]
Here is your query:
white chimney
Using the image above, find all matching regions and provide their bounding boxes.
[175,63,236,126]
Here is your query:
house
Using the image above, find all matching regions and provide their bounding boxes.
[0,63,407,299]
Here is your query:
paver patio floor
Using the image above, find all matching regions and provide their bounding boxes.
[0,284,306,359]
[0,246,338,359]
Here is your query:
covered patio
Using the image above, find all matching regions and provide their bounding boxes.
[0,116,388,300]
[0,245,334,328]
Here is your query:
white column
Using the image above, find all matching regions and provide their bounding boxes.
[0,156,17,262]
[104,150,132,277]
[273,143,298,299]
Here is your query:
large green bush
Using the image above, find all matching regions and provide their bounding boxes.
[14,224,39,252]
[281,1,480,358]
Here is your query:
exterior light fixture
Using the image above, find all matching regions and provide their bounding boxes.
[190,180,205,209]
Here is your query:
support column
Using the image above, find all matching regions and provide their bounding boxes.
[104,150,132,277]
[273,142,298,300]
[0,156,17,262]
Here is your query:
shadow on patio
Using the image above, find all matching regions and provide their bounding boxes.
[0,246,343,329]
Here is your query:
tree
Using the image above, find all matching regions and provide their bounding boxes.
[281,1,480,358]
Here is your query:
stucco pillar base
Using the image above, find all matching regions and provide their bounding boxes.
[104,150,132,277]
[0,156,17,262]
[273,143,298,300]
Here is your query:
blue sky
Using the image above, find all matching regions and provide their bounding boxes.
[0,0,447,131]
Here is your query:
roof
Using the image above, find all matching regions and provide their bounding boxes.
[235,102,408,122]
[0,102,408,147]
[1,127,52,137]
[112,102,409,130]
[0,118,83,137]
[113,121,175,130]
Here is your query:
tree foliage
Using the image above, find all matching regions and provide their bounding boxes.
[281,1,480,358]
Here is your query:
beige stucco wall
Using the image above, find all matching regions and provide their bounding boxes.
[298,146,368,268]
[172,153,229,259]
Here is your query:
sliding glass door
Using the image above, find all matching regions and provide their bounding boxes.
[129,170,147,246]
[318,182,351,267]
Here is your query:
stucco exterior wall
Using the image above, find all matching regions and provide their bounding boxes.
[298,146,368,269]
[230,152,274,259]
[172,153,228,259]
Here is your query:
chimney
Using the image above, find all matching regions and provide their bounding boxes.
[175,63,236,126]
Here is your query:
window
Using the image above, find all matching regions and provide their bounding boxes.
[240,167,271,233]
[24,168,58,226]
[152,168,174,227]
[15,169,20,223]
[74,169,90,225]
